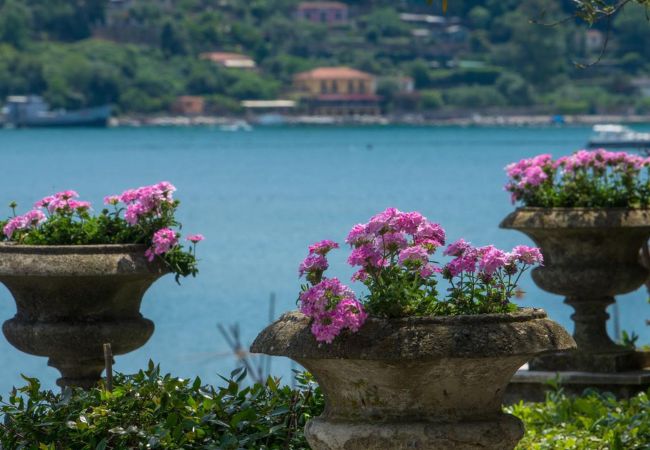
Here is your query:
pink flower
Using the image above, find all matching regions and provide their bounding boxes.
[299,254,329,278]
[104,195,120,205]
[366,207,401,235]
[511,245,544,265]
[345,224,370,246]
[3,209,46,239]
[146,228,178,261]
[521,166,548,187]
[398,246,429,266]
[347,244,383,268]
[379,232,408,251]
[444,238,471,257]
[414,221,446,248]
[351,269,369,282]
[186,234,205,243]
[299,278,365,343]
[396,211,425,234]
[117,182,177,225]
[419,263,440,279]
[308,239,339,256]
[478,245,508,275]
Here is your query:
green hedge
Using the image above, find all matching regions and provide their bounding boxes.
[1,363,649,449]
[0,363,322,449]
[507,387,650,450]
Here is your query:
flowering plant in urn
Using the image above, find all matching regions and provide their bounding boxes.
[297,207,543,343]
[0,182,203,389]
[502,150,650,372]
[505,149,650,208]
[252,208,572,450]
[1,182,202,281]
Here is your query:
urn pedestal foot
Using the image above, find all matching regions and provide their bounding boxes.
[3,317,155,389]
[528,295,639,373]
[49,358,106,389]
[305,415,524,450]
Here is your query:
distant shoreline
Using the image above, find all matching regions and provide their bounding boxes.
[110,114,650,128]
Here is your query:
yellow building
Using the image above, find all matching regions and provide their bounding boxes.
[293,67,380,115]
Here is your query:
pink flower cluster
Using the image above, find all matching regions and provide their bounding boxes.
[556,149,647,173]
[3,209,46,239]
[504,154,553,196]
[346,208,445,280]
[505,150,650,204]
[107,181,176,225]
[299,278,367,343]
[443,239,543,278]
[298,239,339,282]
[145,227,178,262]
[34,190,91,214]
[296,208,545,343]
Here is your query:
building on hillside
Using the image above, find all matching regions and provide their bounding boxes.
[200,52,257,69]
[295,2,349,25]
[171,96,205,116]
[293,67,380,116]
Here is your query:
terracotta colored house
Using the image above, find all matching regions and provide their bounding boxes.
[293,67,380,116]
[295,2,349,25]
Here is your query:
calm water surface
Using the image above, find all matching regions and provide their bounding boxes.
[0,125,649,392]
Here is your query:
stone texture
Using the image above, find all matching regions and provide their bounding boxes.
[505,367,650,404]
[501,207,650,372]
[0,243,167,389]
[251,309,575,450]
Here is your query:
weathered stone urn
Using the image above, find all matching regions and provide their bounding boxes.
[0,244,168,389]
[251,308,575,450]
[501,208,650,372]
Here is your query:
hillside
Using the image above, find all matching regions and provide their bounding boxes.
[0,0,649,116]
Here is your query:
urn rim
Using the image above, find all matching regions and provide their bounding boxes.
[250,307,576,361]
[500,207,650,230]
[0,242,149,255]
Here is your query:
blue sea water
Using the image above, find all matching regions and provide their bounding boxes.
[0,124,649,393]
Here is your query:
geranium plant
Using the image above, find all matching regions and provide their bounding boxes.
[505,149,650,208]
[297,208,543,343]
[0,182,203,281]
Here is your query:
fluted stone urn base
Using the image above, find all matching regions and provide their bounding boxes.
[251,309,575,450]
[0,244,167,389]
[501,208,650,373]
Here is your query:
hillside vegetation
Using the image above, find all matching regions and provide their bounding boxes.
[0,0,649,115]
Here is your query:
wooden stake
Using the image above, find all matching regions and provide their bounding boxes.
[103,343,113,392]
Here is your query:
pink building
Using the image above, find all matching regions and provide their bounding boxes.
[295,2,349,25]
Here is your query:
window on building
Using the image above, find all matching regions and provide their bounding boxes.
[331,80,338,94]
[348,80,355,94]
[321,80,328,94]
[358,81,366,94]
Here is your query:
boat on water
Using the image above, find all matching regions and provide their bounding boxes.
[587,124,650,150]
[1,96,111,128]
[219,120,253,132]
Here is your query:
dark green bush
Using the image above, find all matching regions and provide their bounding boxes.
[2,364,650,449]
[508,387,650,450]
[0,362,323,449]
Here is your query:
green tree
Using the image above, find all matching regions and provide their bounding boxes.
[0,0,31,49]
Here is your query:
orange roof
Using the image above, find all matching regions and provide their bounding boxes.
[200,52,253,63]
[297,2,348,10]
[294,67,373,81]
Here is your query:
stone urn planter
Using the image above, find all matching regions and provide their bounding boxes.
[501,207,650,372]
[251,308,575,450]
[0,243,168,389]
